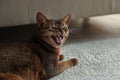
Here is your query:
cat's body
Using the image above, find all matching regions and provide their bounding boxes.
[0,12,78,80]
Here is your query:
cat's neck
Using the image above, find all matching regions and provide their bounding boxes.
[26,35,60,54]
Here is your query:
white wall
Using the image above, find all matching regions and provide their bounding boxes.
[0,0,120,26]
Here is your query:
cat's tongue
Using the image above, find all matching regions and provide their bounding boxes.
[55,35,62,44]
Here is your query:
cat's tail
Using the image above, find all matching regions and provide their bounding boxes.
[0,73,23,80]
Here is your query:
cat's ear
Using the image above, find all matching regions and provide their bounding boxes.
[62,13,71,25]
[36,12,48,27]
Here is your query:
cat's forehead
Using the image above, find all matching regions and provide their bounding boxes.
[47,20,67,27]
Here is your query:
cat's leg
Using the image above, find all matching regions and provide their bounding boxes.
[59,54,64,61]
[48,58,78,78]
[0,73,23,80]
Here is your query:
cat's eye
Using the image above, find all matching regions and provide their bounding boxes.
[48,27,58,31]
[62,27,68,30]
[48,27,53,30]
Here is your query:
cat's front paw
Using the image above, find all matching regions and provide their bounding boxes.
[70,58,78,66]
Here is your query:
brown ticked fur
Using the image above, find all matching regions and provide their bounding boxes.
[0,12,78,80]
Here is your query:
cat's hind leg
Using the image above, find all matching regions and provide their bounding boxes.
[0,73,23,80]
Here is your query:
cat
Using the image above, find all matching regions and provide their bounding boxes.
[0,12,78,80]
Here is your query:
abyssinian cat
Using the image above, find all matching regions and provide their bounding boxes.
[0,12,78,80]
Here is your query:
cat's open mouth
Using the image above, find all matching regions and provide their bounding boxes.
[51,35,63,45]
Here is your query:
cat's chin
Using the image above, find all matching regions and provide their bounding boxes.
[53,45,60,48]
[50,41,62,48]
[47,43,61,49]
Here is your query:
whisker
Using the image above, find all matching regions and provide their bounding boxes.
[69,28,79,34]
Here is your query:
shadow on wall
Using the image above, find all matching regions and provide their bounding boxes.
[0,14,120,44]
[67,14,120,44]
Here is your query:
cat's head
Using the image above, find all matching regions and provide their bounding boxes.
[36,12,71,48]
